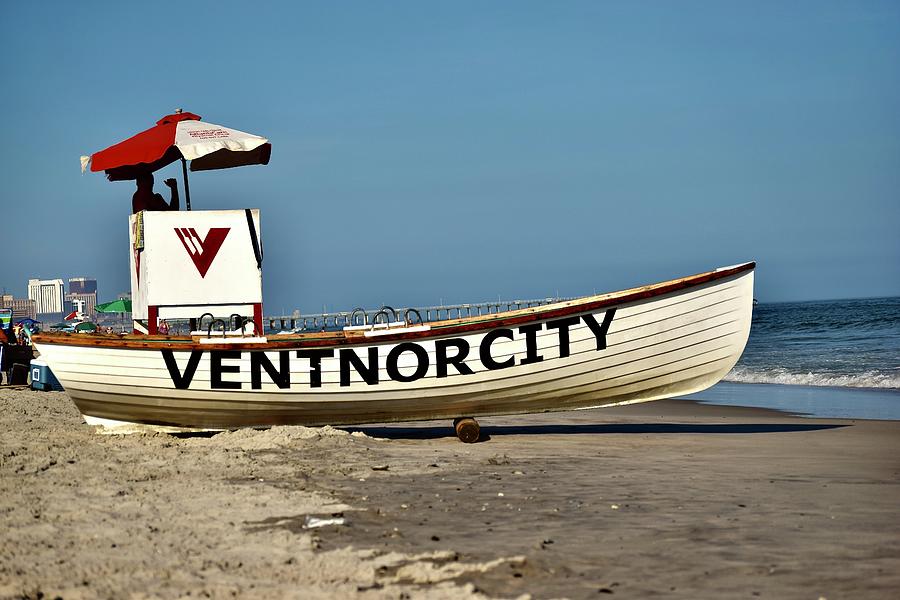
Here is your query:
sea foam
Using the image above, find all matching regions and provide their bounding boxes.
[724,367,900,390]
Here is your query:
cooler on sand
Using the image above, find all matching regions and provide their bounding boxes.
[31,359,64,391]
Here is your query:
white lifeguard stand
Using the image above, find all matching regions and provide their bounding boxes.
[128,209,263,335]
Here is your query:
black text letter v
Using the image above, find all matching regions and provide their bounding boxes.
[161,350,203,389]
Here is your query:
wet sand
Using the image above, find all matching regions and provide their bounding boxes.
[1,388,898,599]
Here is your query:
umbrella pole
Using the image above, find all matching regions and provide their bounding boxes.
[181,158,192,211]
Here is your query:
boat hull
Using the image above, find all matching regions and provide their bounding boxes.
[32,264,755,429]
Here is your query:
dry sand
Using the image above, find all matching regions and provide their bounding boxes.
[1,388,898,599]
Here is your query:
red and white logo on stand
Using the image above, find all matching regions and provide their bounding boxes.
[175,227,230,277]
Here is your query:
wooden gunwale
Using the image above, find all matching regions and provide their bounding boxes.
[32,262,755,351]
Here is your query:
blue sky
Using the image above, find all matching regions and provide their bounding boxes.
[1,1,898,312]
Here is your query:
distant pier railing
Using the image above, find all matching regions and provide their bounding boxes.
[265,297,575,332]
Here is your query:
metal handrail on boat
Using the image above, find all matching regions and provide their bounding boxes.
[198,313,216,332]
[371,306,397,325]
[374,306,398,323]
[207,319,228,338]
[240,317,257,336]
[349,307,368,326]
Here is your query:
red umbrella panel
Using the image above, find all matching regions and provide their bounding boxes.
[83,111,271,209]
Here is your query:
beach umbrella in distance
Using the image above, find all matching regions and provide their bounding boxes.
[81,110,271,210]
[95,298,133,313]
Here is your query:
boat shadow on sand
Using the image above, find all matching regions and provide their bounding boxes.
[346,422,848,441]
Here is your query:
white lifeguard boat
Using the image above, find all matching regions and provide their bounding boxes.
[33,236,755,440]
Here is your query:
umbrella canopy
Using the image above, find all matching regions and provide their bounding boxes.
[95,298,133,313]
[86,111,271,181]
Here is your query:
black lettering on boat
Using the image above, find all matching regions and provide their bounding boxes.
[211,350,242,390]
[435,338,474,377]
[582,309,617,351]
[518,323,544,365]
[251,351,290,389]
[161,349,203,389]
[386,342,429,383]
[480,328,515,370]
[163,310,617,392]
[296,349,335,388]
[340,347,379,386]
[546,316,580,358]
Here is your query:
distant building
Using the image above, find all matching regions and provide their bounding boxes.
[69,277,98,295]
[28,278,65,315]
[0,294,36,320]
[65,292,97,317]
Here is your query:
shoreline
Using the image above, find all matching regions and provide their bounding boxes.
[682,380,900,421]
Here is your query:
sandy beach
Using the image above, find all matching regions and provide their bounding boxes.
[1,387,898,599]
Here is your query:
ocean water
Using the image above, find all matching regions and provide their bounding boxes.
[686,297,900,420]
[726,297,900,389]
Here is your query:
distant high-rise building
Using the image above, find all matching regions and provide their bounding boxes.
[0,294,36,320]
[28,278,65,315]
[69,277,98,295]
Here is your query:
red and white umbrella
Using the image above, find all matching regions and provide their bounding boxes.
[82,110,271,209]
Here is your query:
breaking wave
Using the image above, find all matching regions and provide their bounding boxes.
[724,367,900,390]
